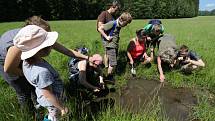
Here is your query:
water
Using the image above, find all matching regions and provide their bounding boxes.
[74,77,199,121]
[117,77,198,121]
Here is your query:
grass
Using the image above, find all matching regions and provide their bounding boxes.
[0,16,215,120]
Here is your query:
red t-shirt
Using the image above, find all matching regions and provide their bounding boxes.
[128,39,146,59]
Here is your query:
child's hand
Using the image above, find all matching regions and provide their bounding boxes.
[147,37,151,41]
[146,57,151,62]
[61,107,69,116]
[99,82,105,89]
[178,57,184,60]
[184,57,191,63]
[160,74,165,82]
[93,88,100,92]
[130,60,134,65]
[106,36,113,41]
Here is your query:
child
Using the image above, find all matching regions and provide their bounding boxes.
[0,16,51,113]
[143,19,164,60]
[97,0,120,68]
[127,29,151,75]
[69,53,104,92]
[13,25,68,121]
[98,12,132,82]
[176,45,205,73]
[157,34,177,82]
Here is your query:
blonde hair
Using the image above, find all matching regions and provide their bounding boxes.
[119,12,132,24]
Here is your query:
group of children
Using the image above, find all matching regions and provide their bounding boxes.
[96,1,205,84]
[126,20,205,82]
[0,1,205,121]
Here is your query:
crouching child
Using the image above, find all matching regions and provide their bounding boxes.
[13,25,68,121]
[68,53,105,94]
[127,29,152,76]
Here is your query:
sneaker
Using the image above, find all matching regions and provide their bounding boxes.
[43,115,51,121]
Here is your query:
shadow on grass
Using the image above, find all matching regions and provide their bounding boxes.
[65,81,115,121]
[116,50,128,76]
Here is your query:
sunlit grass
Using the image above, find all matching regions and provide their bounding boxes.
[0,16,215,120]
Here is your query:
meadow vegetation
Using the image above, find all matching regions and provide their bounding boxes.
[0,16,214,120]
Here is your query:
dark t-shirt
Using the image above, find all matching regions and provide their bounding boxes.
[188,51,200,60]
[71,61,102,89]
[177,51,200,61]
[176,50,201,65]
[97,11,114,31]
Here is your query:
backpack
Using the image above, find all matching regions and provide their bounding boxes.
[148,19,162,25]
[68,47,89,81]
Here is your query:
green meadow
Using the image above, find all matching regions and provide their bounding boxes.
[0,16,215,121]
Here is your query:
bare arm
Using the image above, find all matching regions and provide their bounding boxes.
[53,42,88,60]
[143,52,152,62]
[42,86,68,115]
[127,51,134,65]
[42,86,64,111]
[98,22,104,29]
[98,25,112,41]
[4,46,23,76]
[157,56,165,82]
[143,52,149,58]
[127,40,135,65]
[78,61,98,90]
[189,59,205,67]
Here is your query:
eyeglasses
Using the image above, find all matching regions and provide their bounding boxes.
[93,62,99,66]
[92,60,102,67]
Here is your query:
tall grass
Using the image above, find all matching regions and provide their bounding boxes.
[0,16,215,120]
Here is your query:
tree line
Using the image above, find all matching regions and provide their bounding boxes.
[199,9,215,16]
[0,0,199,22]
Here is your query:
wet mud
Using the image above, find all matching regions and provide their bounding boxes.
[73,77,199,121]
[117,77,198,121]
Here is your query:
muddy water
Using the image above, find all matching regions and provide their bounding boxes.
[76,77,198,121]
[116,77,198,121]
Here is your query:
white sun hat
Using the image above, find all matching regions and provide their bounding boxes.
[13,25,58,60]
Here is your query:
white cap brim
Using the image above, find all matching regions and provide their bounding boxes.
[21,31,58,60]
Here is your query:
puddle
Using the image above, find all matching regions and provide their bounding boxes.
[70,77,199,121]
[117,77,198,121]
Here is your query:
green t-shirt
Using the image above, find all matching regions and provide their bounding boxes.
[143,24,164,40]
[103,21,121,48]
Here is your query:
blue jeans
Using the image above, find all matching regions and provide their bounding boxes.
[0,64,36,111]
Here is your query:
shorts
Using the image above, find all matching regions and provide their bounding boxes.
[127,54,145,68]
[106,48,118,67]
[101,37,107,48]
